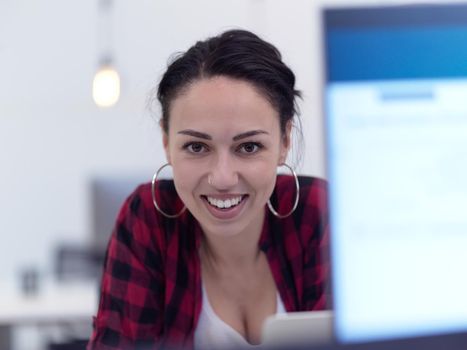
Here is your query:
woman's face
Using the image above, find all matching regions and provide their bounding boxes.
[163,76,290,237]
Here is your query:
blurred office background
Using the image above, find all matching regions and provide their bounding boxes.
[0,0,424,349]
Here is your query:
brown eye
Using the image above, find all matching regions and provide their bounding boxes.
[184,142,208,154]
[238,142,263,154]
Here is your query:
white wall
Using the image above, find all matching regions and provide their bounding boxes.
[0,0,410,285]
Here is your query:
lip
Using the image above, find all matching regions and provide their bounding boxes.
[201,194,248,220]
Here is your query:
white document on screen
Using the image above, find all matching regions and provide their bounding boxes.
[327,79,467,342]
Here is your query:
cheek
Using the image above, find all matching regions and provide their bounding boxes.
[171,159,203,199]
[245,161,278,194]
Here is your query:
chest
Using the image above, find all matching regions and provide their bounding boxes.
[201,257,280,345]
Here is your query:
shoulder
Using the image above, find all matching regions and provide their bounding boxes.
[119,180,187,228]
[116,180,199,252]
[272,174,328,244]
[296,175,328,229]
[111,181,173,256]
[295,175,328,238]
[274,174,328,214]
[115,182,159,236]
[121,182,153,218]
[297,176,328,212]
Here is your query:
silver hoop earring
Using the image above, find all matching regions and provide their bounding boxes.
[267,163,299,218]
[151,163,186,218]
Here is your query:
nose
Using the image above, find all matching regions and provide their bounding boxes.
[208,152,238,190]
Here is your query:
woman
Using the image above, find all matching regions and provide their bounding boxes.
[88,29,329,350]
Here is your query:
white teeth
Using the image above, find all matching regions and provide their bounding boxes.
[206,196,243,209]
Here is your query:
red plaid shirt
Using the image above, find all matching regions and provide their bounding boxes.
[87,175,330,350]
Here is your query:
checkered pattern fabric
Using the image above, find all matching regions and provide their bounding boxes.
[87,175,330,349]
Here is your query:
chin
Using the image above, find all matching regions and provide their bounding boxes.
[200,219,251,238]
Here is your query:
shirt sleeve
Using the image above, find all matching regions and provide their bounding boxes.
[303,178,331,311]
[87,187,165,349]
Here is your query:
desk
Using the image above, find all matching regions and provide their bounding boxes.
[0,280,98,350]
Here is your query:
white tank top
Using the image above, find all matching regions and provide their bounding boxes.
[193,284,286,350]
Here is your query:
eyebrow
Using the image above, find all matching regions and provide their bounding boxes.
[177,130,212,140]
[177,129,269,141]
[232,130,269,141]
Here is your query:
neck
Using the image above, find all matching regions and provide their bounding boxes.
[199,209,265,269]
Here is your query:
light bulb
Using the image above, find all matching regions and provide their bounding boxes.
[92,65,120,107]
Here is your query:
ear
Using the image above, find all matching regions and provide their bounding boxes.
[279,120,292,165]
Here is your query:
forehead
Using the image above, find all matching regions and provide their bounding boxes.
[168,76,280,136]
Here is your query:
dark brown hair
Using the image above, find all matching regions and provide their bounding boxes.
[155,29,302,138]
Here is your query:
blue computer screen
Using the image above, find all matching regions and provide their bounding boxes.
[323,4,467,343]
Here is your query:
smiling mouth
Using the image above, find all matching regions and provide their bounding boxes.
[201,195,248,210]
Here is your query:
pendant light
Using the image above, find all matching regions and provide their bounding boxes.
[92,0,120,108]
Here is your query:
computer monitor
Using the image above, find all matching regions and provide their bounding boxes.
[90,176,148,253]
[322,2,467,344]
